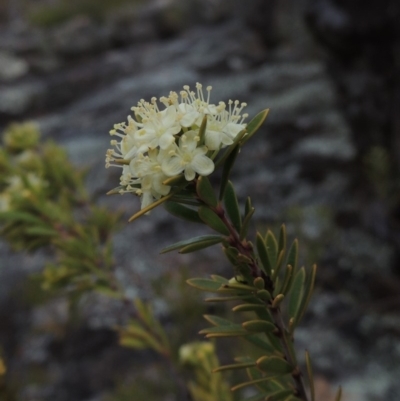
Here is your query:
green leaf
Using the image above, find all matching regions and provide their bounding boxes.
[240,109,270,145]
[223,246,239,265]
[245,365,287,393]
[219,145,239,200]
[286,239,298,272]
[278,224,286,255]
[203,315,233,326]
[256,232,272,276]
[223,181,242,232]
[294,264,317,326]
[278,264,293,296]
[210,274,229,283]
[206,295,262,303]
[231,377,269,392]
[240,205,255,240]
[256,356,293,375]
[164,201,203,224]
[242,320,275,333]
[187,277,224,292]
[199,325,249,338]
[265,230,278,268]
[180,238,224,254]
[232,304,267,313]
[196,176,218,207]
[244,334,276,353]
[160,235,223,254]
[305,351,315,401]
[288,267,305,329]
[198,206,230,235]
[224,281,255,291]
[213,361,256,373]
[272,294,284,308]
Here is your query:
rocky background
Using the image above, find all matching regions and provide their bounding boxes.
[0,0,400,400]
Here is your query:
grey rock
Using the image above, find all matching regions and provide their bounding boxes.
[0,51,29,81]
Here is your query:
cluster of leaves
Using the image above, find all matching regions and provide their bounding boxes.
[0,122,119,295]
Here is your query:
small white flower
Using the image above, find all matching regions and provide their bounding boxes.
[162,131,214,181]
[204,100,248,150]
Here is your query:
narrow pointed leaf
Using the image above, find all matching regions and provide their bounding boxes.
[210,275,229,284]
[203,314,233,326]
[213,361,256,373]
[160,235,223,254]
[240,206,255,240]
[278,264,293,296]
[205,295,262,303]
[196,176,217,207]
[288,267,306,324]
[265,230,278,268]
[187,277,224,292]
[241,109,270,145]
[231,377,270,392]
[244,334,276,353]
[243,320,275,333]
[219,145,239,200]
[223,180,242,232]
[278,224,286,255]
[232,303,267,312]
[286,239,298,272]
[198,206,230,235]
[224,282,255,291]
[245,196,252,216]
[256,232,272,276]
[256,356,293,375]
[164,201,203,224]
[200,325,249,337]
[180,238,224,253]
[305,351,315,401]
[295,264,317,326]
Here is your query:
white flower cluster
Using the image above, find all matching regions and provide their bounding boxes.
[106,83,248,209]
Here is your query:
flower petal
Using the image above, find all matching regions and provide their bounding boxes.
[191,154,214,176]
[162,157,183,177]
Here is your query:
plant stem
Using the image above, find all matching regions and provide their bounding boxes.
[214,202,310,401]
